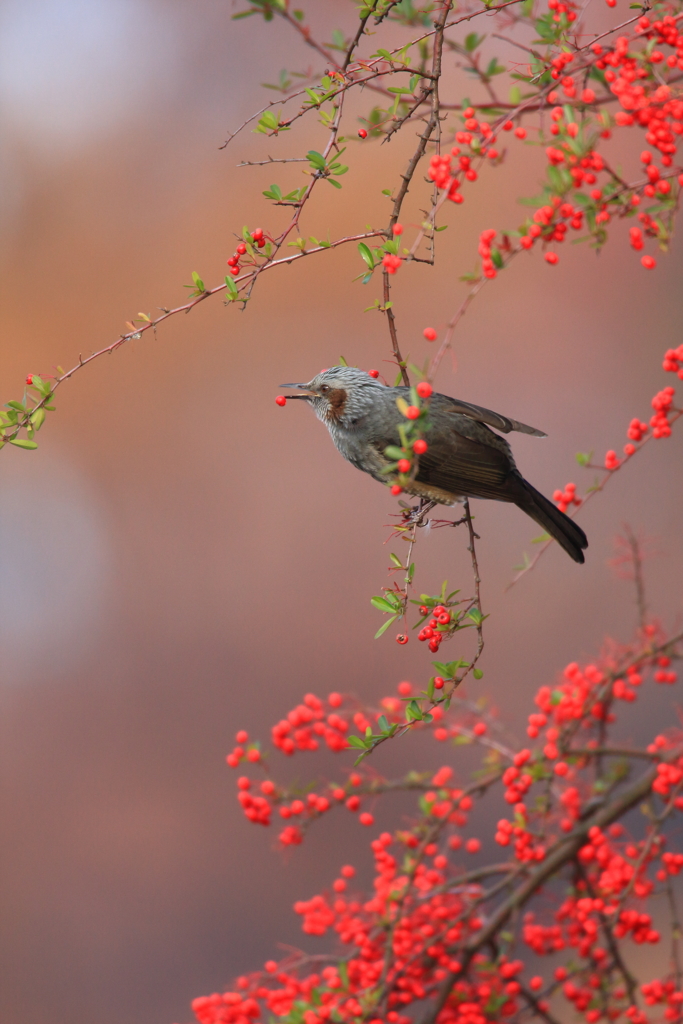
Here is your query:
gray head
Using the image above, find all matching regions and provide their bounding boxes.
[280,366,387,429]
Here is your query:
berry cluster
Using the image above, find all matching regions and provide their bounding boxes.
[226,228,266,277]
[553,481,581,514]
[517,196,588,267]
[271,693,349,756]
[417,604,452,653]
[663,344,683,376]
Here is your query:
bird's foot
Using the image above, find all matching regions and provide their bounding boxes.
[402,499,437,527]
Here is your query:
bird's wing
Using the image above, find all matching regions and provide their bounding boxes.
[414,422,516,501]
[440,395,547,437]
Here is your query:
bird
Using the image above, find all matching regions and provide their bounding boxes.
[280,366,588,563]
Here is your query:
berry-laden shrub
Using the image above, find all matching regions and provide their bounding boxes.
[3,2,683,1022]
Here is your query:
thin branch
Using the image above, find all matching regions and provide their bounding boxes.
[624,524,648,631]
[506,407,683,589]
[237,156,309,166]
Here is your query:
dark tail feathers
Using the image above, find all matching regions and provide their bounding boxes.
[511,475,588,564]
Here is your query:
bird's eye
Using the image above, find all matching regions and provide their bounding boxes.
[320,384,330,393]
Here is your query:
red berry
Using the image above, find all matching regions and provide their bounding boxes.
[236,243,247,255]
[275,395,287,406]
[405,406,420,420]
[397,458,411,473]
[252,228,264,241]
[229,267,239,276]
[413,439,428,454]
[227,256,238,266]
[416,381,432,398]
[358,128,368,138]
[368,369,379,378]
[465,838,481,853]
[641,255,656,269]
[396,634,409,645]
[359,812,374,826]
[514,126,527,139]
[25,375,33,385]
[393,223,404,235]
[236,730,249,744]
[423,328,437,341]
[433,676,445,689]
[390,484,402,496]
[544,252,559,265]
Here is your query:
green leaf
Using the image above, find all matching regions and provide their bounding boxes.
[465,32,484,51]
[263,183,283,200]
[490,247,504,269]
[307,149,327,170]
[576,451,593,466]
[326,178,342,189]
[9,438,38,449]
[371,596,400,613]
[377,714,390,733]
[405,699,423,722]
[384,445,404,460]
[28,375,51,396]
[374,614,398,639]
[389,553,403,568]
[486,58,507,77]
[358,242,375,271]
[191,271,205,291]
[467,608,484,625]
[473,668,484,680]
[30,408,45,430]
[6,401,26,411]
[347,735,367,749]
[225,275,239,301]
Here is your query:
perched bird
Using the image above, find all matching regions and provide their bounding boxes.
[280,366,588,563]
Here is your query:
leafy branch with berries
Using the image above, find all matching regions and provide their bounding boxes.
[3,3,683,1024]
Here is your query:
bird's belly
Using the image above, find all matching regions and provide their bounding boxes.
[402,480,460,506]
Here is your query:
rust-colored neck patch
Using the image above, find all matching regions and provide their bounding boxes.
[327,388,348,420]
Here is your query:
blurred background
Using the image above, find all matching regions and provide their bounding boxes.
[0,1,682,1022]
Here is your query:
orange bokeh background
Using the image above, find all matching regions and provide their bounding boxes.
[1,2,682,1022]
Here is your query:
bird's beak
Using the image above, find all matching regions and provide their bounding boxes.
[279,383,315,399]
